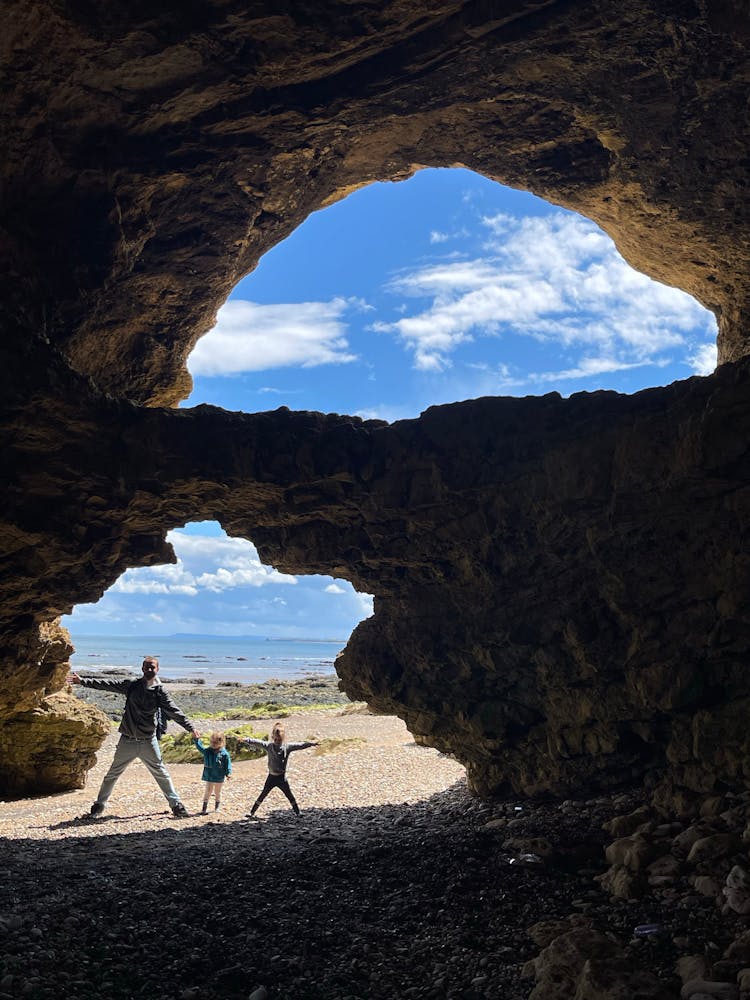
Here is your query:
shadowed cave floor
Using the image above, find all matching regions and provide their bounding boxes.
[1,786,690,1000]
[1,711,745,999]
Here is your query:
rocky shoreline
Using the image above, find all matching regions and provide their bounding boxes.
[74,671,348,720]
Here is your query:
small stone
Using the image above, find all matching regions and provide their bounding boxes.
[694,875,722,897]
[687,834,740,865]
[676,956,709,985]
[680,980,738,999]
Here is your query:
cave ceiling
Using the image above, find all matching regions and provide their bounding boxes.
[2,0,750,799]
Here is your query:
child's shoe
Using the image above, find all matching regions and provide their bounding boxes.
[214,801,221,811]
[201,802,208,815]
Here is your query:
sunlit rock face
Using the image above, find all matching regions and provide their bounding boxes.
[2,0,750,796]
[0,621,109,796]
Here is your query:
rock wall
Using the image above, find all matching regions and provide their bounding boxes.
[3,338,750,799]
[0,620,109,796]
[2,0,750,798]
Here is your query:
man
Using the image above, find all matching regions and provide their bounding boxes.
[68,655,199,818]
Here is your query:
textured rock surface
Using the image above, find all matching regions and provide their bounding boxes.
[0,622,110,795]
[4,343,750,798]
[3,0,750,796]
[3,0,750,402]
[0,690,110,797]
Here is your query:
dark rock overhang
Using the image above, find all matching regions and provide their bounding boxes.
[2,0,750,799]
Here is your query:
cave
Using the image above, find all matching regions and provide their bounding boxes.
[3,2,750,994]
[4,0,750,803]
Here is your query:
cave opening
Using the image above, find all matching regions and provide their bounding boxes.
[185,167,718,423]
[63,519,374,680]
[59,519,470,814]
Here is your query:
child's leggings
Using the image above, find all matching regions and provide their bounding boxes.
[252,773,299,812]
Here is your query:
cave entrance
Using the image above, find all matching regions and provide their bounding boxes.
[185,167,718,421]
[63,519,373,685]
[62,521,467,813]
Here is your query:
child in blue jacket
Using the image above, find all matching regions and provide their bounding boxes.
[193,731,232,813]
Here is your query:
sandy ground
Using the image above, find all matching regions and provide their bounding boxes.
[0,708,467,838]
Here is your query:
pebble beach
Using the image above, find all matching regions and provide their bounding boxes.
[3,684,750,999]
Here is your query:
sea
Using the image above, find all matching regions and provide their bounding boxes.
[68,634,344,686]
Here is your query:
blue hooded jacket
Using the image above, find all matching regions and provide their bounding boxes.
[193,739,232,782]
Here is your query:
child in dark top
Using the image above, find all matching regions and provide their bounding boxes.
[193,730,232,813]
[237,721,317,817]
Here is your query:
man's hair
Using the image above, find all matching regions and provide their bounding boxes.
[142,656,159,668]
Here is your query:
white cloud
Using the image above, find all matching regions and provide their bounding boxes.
[188,298,363,376]
[688,342,717,375]
[356,593,375,618]
[429,229,469,245]
[531,356,655,383]
[354,403,416,423]
[377,212,717,378]
[325,583,346,594]
[113,563,199,597]
[112,531,297,597]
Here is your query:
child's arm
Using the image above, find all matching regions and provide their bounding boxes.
[237,737,267,749]
[224,750,232,779]
[287,741,319,752]
[192,737,207,759]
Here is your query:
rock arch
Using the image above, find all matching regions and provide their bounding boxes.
[2,0,750,799]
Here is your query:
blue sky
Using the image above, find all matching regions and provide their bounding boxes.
[64,168,717,639]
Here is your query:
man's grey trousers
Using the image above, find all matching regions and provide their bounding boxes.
[95,734,181,808]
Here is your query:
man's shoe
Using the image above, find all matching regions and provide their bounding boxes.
[90,801,105,817]
[172,802,189,818]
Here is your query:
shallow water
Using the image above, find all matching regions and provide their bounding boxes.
[68,633,343,685]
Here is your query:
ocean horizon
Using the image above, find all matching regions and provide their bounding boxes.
[68,633,345,686]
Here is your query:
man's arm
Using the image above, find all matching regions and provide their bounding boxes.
[158,689,198,737]
[67,672,132,695]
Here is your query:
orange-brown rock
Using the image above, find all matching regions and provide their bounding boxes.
[2,1,750,797]
[0,622,109,795]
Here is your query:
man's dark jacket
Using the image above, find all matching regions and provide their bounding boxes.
[79,676,194,739]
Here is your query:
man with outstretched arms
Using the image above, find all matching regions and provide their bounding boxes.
[68,655,199,818]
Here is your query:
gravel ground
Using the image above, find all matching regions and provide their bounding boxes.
[2,706,748,1000]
